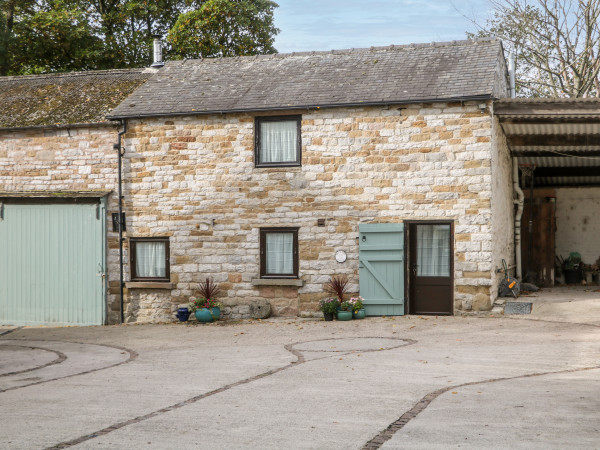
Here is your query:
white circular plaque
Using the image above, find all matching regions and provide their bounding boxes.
[335,250,347,263]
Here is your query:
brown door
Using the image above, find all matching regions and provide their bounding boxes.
[521,191,556,287]
[408,222,453,315]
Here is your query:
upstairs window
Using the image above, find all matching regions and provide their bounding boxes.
[130,237,170,282]
[260,228,299,278]
[255,116,301,167]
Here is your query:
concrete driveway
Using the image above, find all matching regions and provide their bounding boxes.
[1,302,599,449]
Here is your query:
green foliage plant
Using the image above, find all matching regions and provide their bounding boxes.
[348,296,364,312]
[318,297,339,314]
[167,0,278,59]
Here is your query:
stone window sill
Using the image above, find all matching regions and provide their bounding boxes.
[125,282,174,289]
[251,278,304,287]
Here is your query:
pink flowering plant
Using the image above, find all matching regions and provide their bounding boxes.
[318,297,339,314]
[189,297,221,312]
[348,296,364,312]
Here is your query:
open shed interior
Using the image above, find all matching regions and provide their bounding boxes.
[495,98,600,287]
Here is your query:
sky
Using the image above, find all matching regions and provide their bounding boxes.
[273,0,495,53]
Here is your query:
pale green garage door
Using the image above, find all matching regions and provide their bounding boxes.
[0,201,106,326]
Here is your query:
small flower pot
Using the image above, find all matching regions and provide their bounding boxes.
[323,312,334,321]
[176,307,190,322]
[352,308,366,320]
[195,308,213,323]
[336,310,352,321]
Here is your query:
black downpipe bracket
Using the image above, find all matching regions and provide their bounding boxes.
[117,120,127,323]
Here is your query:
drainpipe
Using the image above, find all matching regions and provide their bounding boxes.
[116,120,127,323]
[513,158,524,280]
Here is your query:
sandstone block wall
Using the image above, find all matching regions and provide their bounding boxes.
[121,101,507,320]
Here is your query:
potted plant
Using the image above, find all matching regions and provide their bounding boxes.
[189,298,214,323]
[325,275,352,321]
[319,297,339,321]
[190,277,222,322]
[349,296,365,319]
[561,252,582,284]
[337,300,353,321]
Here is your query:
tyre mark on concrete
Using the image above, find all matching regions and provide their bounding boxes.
[45,337,415,449]
[0,343,66,377]
[0,339,138,393]
[362,364,600,449]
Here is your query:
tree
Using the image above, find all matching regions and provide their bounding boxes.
[0,0,278,76]
[467,0,600,98]
[168,0,278,59]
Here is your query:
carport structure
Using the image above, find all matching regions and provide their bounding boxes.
[495,98,600,287]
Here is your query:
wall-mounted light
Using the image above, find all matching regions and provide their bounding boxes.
[112,212,126,232]
[479,103,487,113]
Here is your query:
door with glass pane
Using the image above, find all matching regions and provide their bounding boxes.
[409,222,453,315]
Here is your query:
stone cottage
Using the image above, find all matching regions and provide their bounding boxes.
[0,38,516,325]
[0,69,153,325]
[102,37,513,322]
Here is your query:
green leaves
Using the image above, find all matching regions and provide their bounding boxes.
[0,0,278,75]
[167,0,278,59]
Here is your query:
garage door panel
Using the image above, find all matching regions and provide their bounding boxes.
[0,203,105,326]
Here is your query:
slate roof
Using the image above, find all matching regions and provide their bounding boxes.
[108,38,506,120]
[0,69,153,129]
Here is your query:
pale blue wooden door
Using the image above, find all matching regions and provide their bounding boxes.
[0,202,106,326]
[359,223,405,316]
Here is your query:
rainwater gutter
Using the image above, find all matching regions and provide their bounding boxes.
[116,120,127,323]
[508,52,523,279]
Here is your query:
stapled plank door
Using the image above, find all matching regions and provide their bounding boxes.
[0,201,106,326]
[358,223,405,316]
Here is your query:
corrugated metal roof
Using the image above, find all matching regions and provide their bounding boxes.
[503,122,600,135]
[519,156,600,168]
[534,176,600,186]
[495,98,600,187]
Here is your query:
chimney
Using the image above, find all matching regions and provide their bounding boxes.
[508,51,516,98]
[151,35,164,68]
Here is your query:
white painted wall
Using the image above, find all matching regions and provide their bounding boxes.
[556,187,600,265]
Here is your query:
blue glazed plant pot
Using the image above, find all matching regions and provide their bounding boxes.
[195,308,213,323]
[336,310,352,321]
[176,307,190,322]
[352,308,366,320]
[210,306,221,321]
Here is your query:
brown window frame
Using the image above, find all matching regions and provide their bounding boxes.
[129,237,171,282]
[260,227,299,278]
[254,115,302,167]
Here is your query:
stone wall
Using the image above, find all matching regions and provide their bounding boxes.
[122,101,501,319]
[0,124,122,323]
[489,114,515,308]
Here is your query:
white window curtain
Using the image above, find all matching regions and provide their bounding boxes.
[136,241,166,278]
[417,225,450,277]
[266,232,293,274]
[260,120,297,163]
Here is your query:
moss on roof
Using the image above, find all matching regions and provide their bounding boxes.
[0,69,153,129]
